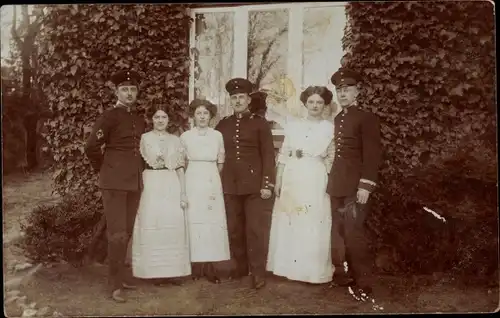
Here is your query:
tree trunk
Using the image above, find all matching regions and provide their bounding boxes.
[23,114,38,170]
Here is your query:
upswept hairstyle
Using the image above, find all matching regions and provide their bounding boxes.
[188,99,218,119]
[299,86,333,105]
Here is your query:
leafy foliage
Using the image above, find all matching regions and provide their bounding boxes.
[19,194,102,264]
[37,4,193,202]
[343,1,497,279]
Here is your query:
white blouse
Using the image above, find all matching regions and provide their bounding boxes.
[140,131,185,170]
[277,115,335,171]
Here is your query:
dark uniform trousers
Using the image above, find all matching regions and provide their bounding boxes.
[84,105,145,291]
[102,189,140,289]
[224,193,274,277]
[330,195,373,288]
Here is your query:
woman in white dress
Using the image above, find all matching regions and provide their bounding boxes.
[132,105,191,284]
[266,86,336,284]
[180,99,230,284]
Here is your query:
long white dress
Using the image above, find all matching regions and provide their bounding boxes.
[132,131,191,279]
[180,127,230,262]
[266,115,335,284]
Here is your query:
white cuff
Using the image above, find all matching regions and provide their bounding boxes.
[360,178,377,186]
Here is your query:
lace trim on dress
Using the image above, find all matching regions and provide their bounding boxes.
[140,132,185,170]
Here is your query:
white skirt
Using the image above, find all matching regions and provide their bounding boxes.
[132,169,191,279]
[267,157,334,284]
[185,161,230,262]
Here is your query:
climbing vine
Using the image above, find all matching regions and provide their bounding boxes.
[37,4,193,202]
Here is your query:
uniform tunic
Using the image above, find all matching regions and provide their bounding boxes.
[84,104,146,289]
[85,106,145,191]
[216,112,276,195]
[326,105,382,196]
[215,111,276,277]
[180,127,230,262]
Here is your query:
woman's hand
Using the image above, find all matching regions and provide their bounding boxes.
[180,193,188,209]
[274,175,282,197]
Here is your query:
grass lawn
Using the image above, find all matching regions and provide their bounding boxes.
[3,171,499,316]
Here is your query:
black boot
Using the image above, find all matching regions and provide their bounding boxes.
[251,274,266,290]
[191,263,203,281]
[204,262,221,284]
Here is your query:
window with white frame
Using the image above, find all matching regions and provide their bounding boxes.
[188,3,347,145]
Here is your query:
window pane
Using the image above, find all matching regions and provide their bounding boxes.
[247,9,289,91]
[303,6,346,118]
[193,12,234,126]
[247,9,289,140]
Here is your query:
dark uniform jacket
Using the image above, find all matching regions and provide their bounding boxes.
[326,105,382,197]
[84,105,146,191]
[215,111,276,195]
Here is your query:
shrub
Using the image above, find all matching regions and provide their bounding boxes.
[19,194,103,265]
[343,1,497,280]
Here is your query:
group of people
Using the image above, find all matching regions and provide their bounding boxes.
[84,67,382,304]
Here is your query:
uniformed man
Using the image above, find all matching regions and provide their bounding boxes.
[326,68,383,300]
[84,70,146,303]
[215,78,276,290]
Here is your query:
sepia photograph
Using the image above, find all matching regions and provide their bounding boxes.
[2,1,498,316]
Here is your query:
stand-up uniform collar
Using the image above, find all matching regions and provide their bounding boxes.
[341,101,358,114]
[115,101,136,112]
[234,110,251,119]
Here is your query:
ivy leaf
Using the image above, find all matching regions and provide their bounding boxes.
[70,65,78,76]
[38,4,192,199]
[450,84,464,96]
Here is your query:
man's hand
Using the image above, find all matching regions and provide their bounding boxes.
[260,189,272,200]
[356,188,370,204]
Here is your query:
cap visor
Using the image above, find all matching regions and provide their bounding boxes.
[229,88,250,95]
[115,80,138,87]
[334,78,358,87]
